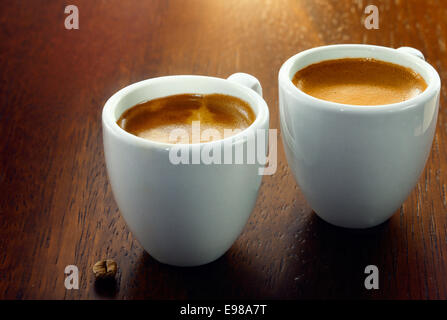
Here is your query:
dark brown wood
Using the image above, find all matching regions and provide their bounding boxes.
[0,0,446,300]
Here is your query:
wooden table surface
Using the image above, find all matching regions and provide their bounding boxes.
[1,0,446,300]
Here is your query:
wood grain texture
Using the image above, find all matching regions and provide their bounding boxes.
[0,0,446,299]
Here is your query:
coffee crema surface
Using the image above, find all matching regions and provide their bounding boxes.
[292,58,427,106]
[117,93,255,144]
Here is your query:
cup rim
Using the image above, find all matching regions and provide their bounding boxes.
[102,75,269,149]
[278,44,441,113]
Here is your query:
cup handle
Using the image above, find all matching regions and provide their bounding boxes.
[396,47,425,60]
[227,73,263,97]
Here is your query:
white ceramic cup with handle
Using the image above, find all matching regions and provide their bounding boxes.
[102,74,269,266]
[279,44,441,228]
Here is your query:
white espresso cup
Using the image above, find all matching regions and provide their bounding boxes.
[102,74,269,266]
[279,44,441,228]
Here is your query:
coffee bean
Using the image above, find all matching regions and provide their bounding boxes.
[93,259,117,280]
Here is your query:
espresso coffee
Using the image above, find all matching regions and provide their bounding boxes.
[292,58,427,105]
[117,93,255,144]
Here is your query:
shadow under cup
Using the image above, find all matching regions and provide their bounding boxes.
[279,45,441,229]
[102,75,269,266]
